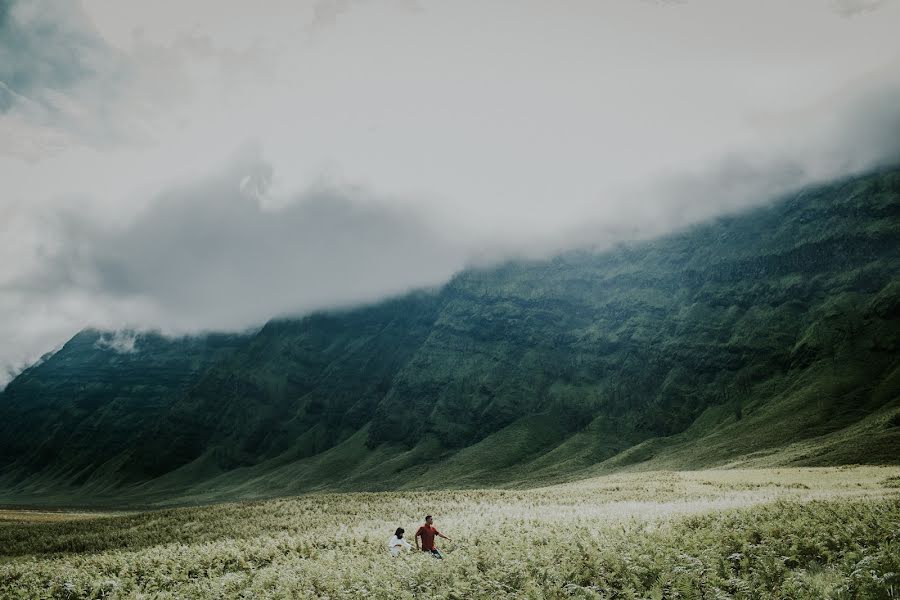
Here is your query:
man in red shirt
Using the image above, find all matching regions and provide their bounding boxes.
[415,515,452,559]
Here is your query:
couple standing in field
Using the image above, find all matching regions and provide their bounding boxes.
[388,515,452,559]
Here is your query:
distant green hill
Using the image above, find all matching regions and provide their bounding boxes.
[1,166,898,507]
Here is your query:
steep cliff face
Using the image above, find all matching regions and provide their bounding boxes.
[0,331,247,487]
[120,292,443,480]
[366,166,900,457]
[1,167,898,505]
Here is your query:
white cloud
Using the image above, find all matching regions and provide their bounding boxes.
[94,330,139,353]
[830,0,892,17]
[1,0,900,384]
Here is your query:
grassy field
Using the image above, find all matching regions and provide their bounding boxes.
[1,467,898,599]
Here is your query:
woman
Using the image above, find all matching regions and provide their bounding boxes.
[387,527,412,557]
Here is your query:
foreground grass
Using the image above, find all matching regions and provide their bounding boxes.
[1,467,898,599]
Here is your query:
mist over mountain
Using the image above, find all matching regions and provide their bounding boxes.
[4,0,900,388]
[1,165,897,506]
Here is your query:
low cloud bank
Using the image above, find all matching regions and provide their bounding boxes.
[5,78,898,387]
[2,0,900,385]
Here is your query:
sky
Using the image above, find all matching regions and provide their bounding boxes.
[2,0,900,384]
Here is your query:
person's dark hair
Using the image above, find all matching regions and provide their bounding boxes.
[425,515,432,521]
[395,527,404,538]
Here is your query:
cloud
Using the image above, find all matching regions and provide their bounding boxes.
[307,0,421,33]
[0,0,127,157]
[0,0,270,159]
[81,154,464,329]
[2,0,900,385]
[0,146,465,373]
[0,149,468,386]
[830,0,892,17]
[0,0,110,103]
[95,330,139,353]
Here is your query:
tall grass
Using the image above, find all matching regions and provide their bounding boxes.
[1,467,898,599]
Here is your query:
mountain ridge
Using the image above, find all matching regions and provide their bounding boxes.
[1,165,899,507]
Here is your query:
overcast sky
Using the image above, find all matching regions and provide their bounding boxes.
[2,0,900,384]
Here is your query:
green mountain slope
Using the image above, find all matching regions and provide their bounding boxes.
[0,331,247,493]
[1,166,899,506]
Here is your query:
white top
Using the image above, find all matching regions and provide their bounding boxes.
[388,535,412,556]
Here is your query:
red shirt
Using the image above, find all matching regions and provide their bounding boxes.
[416,524,440,550]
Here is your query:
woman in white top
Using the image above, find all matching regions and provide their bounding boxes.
[388,527,412,556]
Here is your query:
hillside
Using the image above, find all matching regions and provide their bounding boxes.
[1,166,899,506]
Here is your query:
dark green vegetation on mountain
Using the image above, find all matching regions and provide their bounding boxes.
[1,167,899,506]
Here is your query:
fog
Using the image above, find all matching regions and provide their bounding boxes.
[2,0,900,384]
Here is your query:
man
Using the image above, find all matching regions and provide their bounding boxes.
[415,515,452,559]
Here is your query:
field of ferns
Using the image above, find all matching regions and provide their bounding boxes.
[1,467,898,599]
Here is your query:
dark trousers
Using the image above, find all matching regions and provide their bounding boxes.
[424,548,443,559]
